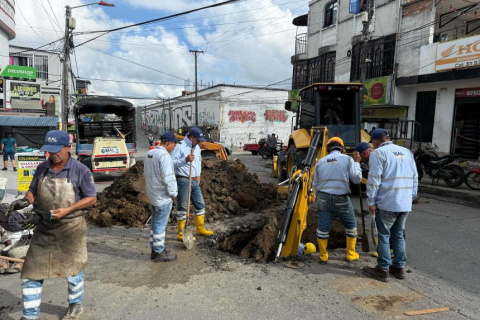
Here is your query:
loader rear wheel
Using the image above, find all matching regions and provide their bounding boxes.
[286,146,308,179]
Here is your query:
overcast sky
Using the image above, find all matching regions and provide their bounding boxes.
[12,0,308,106]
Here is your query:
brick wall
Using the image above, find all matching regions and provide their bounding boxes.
[402,0,433,18]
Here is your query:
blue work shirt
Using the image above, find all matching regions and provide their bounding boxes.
[29,155,96,202]
[171,136,202,178]
[1,136,16,152]
[312,150,362,195]
[367,141,418,212]
[144,146,178,206]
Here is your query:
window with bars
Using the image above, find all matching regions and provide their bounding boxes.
[324,1,338,28]
[9,53,49,80]
[350,34,396,81]
[293,52,336,89]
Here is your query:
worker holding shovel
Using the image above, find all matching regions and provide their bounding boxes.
[144,132,179,262]
[171,127,214,241]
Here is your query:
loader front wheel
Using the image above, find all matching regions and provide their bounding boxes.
[286,146,308,179]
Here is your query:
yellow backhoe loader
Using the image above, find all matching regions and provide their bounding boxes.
[175,126,229,161]
[275,83,369,259]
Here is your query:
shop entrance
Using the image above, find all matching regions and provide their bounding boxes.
[414,91,437,143]
[453,88,480,159]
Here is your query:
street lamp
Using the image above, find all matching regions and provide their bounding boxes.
[62,1,115,131]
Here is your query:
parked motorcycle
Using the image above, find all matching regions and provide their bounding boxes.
[414,148,465,187]
[259,142,285,160]
[465,168,480,190]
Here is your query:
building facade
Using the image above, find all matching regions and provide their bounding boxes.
[141,85,290,150]
[291,0,480,159]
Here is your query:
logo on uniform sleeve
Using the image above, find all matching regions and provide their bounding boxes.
[393,151,405,159]
[147,154,153,159]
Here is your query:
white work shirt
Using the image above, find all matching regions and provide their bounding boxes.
[144,146,178,206]
[367,141,418,212]
[171,136,202,177]
[312,150,362,195]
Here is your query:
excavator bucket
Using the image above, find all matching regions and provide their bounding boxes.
[174,134,229,161]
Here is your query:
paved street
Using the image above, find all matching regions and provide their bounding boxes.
[1,132,479,319]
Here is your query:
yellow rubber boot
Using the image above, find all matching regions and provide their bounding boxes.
[346,236,360,262]
[194,215,213,237]
[317,239,328,264]
[177,220,186,240]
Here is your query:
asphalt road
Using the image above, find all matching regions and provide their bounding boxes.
[238,152,480,296]
[1,130,479,319]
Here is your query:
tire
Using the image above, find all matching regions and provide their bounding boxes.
[277,157,287,182]
[251,151,258,155]
[79,156,92,171]
[442,164,465,187]
[286,146,308,179]
[416,162,424,181]
[259,147,270,159]
[465,171,480,190]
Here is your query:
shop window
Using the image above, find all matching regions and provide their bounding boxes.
[9,53,49,80]
[324,1,338,28]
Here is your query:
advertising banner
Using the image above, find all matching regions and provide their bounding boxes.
[363,76,390,106]
[1,65,37,81]
[362,107,408,119]
[17,154,46,192]
[10,82,42,110]
[41,93,60,116]
[436,34,480,72]
[455,87,480,98]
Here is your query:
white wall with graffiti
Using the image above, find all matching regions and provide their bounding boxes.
[141,85,290,150]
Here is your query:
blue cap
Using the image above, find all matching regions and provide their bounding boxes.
[161,131,179,143]
[355,142,371,153]
[188,127,206,142]
[40,130,70,153]
[370,129,389,142]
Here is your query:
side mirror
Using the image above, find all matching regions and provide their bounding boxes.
[285,101,292,111]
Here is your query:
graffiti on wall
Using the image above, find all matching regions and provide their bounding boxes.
[264,109,288,123]
[228,110,256,123]
[143,105,201,134]
[199,111,216,125]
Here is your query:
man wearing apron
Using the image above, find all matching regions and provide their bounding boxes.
[10,130,96,320]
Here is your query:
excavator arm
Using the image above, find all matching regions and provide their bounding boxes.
[276,127,330,259]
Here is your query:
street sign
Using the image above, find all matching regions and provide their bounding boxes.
[17,153,46,193]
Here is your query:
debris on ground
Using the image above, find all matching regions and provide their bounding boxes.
[88,158,279,228]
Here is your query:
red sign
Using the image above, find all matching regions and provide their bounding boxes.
[456,87,480,98]
[371,82,385,100]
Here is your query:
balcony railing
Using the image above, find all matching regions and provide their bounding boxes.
[295,33,307,56]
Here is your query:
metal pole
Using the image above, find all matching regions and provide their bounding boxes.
[62,5,71,132]
[190,50,203,126]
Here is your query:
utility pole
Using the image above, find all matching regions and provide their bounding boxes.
[190,50,203,126]
[62,5,72,132]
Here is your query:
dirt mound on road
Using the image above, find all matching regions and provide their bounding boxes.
[88,158,279,228]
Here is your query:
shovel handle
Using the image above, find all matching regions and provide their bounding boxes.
[185,149,194,225]
[0,256,25,263]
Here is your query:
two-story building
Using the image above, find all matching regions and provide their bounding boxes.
[291,0,480,159]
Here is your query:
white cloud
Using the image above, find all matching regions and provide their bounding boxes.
[12,0,309,107]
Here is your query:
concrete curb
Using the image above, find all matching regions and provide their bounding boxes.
[419,185,480,206]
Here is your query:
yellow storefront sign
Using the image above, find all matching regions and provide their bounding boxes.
[17,154,46,192]
[362,107,408,119]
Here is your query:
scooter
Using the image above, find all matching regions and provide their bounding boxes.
[414,148,465,188]
[465,168,480,190]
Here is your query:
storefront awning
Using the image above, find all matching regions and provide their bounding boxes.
[0,116,59,127]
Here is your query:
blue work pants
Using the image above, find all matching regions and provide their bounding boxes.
[375,209,409,270]
[175,178,205,221]
[316,192,357,239]
[150,202,173,253]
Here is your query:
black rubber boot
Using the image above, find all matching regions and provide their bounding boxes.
[151,249,177,262]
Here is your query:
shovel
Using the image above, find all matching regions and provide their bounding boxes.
[358,184,370,252]
[183,149,195,250]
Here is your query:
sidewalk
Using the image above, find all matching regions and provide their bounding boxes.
[418,178,480,207]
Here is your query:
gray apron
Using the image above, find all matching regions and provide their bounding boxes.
[21,168,87,280]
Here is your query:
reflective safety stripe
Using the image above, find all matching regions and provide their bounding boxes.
[24,299,41,309]
[69,289,84,300]
[69,281,84,292]
[22,288,42,296]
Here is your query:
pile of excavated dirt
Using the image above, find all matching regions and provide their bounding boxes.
[88,158,279,228]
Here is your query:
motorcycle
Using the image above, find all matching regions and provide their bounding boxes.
[259,142,285,160]
[414,148,465,188]
[465,168,480,190]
